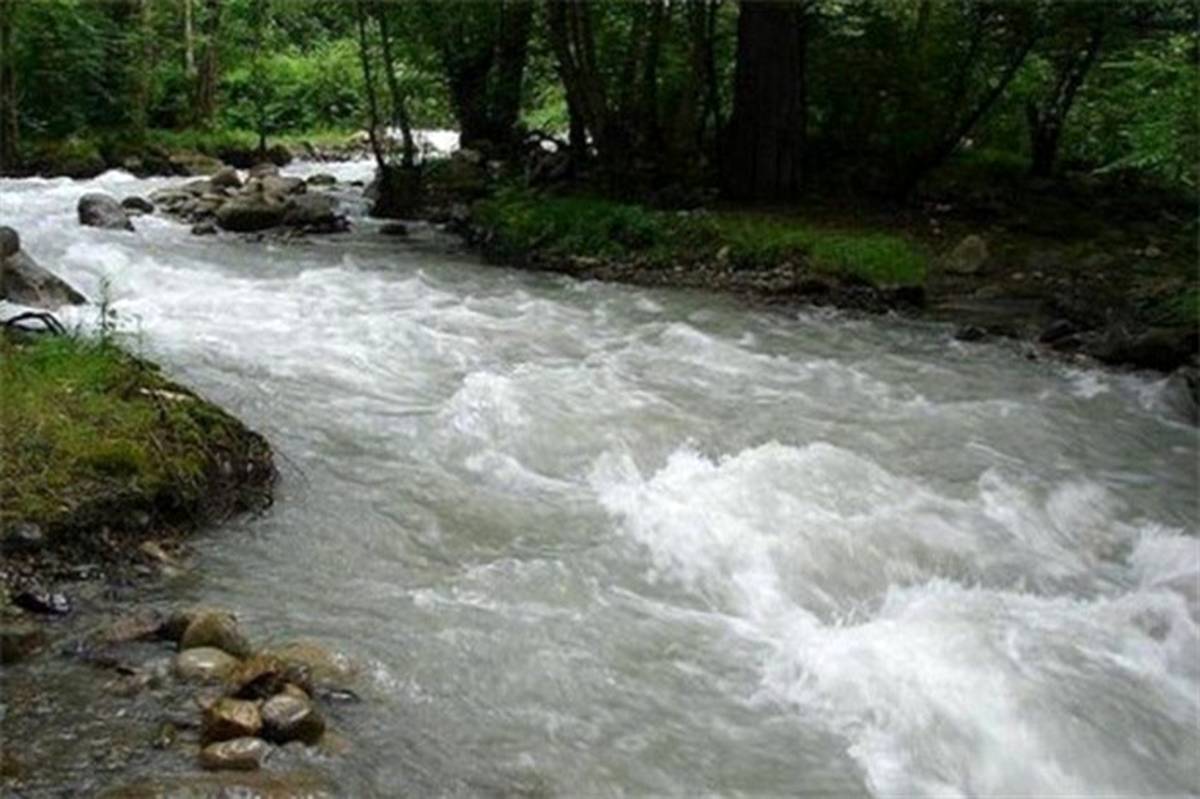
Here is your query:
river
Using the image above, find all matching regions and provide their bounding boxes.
[1,164,1197,796]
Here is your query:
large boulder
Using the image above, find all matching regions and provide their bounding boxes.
[282,194,344,233]
[215,198,287,233]
[78,193,134,231]
[210,166,243,191]
[1091,327,1199,373]
[247,162,280,179]
[179,610,252,658]
[0,229,88,309]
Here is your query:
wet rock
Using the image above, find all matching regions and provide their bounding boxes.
[203,697,263,743]
[104,770,333,797]
[181,178,215,196]
[0,225,18,257]
[282,194,344,232]
[78,193,134,231]
[94,609,165,644]
[198,736,272,771]
[257,175,306,197]
[14,588,71,616]
[191,221,218,236]
[173,647,240,683]
[1091,327,1199,373]
[248,161,281,179]
[121,196,154,215]
[229,653,313,699]
[3,521,46,552]
[1165,365,1199,424]
[1038,319,1077,345]
[954,325,987,342]
[215,198,287,233]
[180,610,252,657]
[1,243,88,308]
[261,692,325,744]
[170,151,225,177]
[210,166,243,191]
[0,623,48,664]
[380,222,409,237]
[946,234,989,275]
[306,173,337,187]
[263,640,357,685]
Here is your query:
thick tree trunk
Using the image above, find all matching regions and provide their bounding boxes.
[722,1,809,202]
[0,0,18,173]
[131,0,153,137]
[184,0,195,75]
[490,0,533,149]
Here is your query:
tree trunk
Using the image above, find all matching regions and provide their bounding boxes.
[131,0,153,138]
[721,1,809,202]
[184,0,195,76]
[0,0,18,173]
[373,2,415,168]
[1027,27,1104,178]
[490,0,533,150]
[194,0,222,126]
[354,0,385,171]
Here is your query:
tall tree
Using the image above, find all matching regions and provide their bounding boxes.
[721,0,811,201]
[194,0,222,126]
[0,0,16,173]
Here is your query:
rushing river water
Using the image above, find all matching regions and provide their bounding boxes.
[2,164,1198,797]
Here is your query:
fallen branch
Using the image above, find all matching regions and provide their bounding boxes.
[3,311,67,335]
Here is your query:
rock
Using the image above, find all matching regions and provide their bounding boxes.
[1165,366,1199,424]
[1092,327,1199,373]
[261,692,325,745]
[0,624,48,664]
[121,196,154,215]
[215,198,287,233]
[191,221,218,236]
[282,194,342,232]
[198,737,272,771]
[306,173,337,187]
[78,193,134,231]
[257,175,306,197]
[170,151,225,177]
[946,234,989,275]
[1,245,88,308]
[262,640,357,686]
[0,226,18,257]
[14,589,70,615]
[210,166,243,190]
[179,610,252,657]
[265,144,293,167]
[94,609,165,644]
[954,325,987,342]
[3,521,45,551]
[181,178,214,196]
[380,222,408,237]
[173,647,241,683]
[203,698,263,743]
[104,770,334,797]
[228,653,313,699]
[1038,319,1077,344]
[248,161,280,179]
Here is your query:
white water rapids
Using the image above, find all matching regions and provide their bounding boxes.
[2,164,1198,796]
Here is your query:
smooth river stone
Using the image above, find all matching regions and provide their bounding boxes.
[174,647,240,683]
[198,736,272,771]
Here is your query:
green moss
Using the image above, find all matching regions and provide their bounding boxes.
[474,191,927,287]
[0,335,256,536]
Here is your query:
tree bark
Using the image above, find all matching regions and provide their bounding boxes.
[184,0,195,76]
[721,1,809,202]
[373,2,415,168]
[194,0,222,126]
[1027,27,1104,178]
[0,0,18,173]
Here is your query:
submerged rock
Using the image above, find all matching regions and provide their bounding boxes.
[121,196,154,215]
[261,692,325,745]
[306,173,337,187]
[180,610,252,657]
[0,623,48,664]
[203,697,263,743]
[174,647,240,683]
[198,736,272,771]
[13,588,71,616]
[78,193,134,231]
[248,162,280,179]
[282,194,344,232]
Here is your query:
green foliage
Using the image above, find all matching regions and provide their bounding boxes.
[0,334,247,531]
[475,190,927,287]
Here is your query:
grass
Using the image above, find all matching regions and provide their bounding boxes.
[473,190,928,287]
[0,334,269,538]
